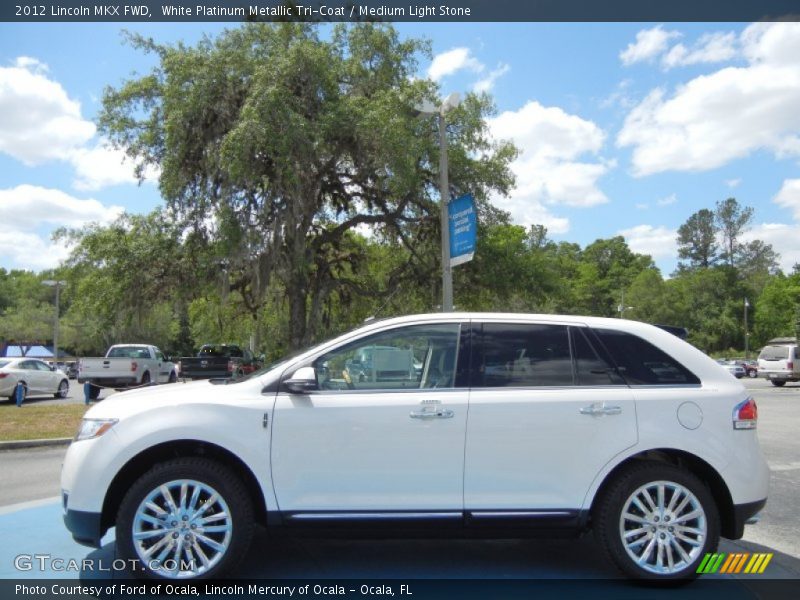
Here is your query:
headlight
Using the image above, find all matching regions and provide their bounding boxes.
[74,418,118,441]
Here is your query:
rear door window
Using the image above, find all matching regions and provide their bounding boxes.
[474,323,573,387]
[592,329,700,385]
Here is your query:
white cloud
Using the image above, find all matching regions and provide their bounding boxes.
[427,48,484,81]
[473,64,510,93]
[774,178,800,221]
[0,185,124,270]
[618,23,800,176]
[0,229,72,271]
[745,223,800,272]
[488,101,611,233]
[600,79,637,110]
[0,57,156,191]
[725,178,742,188]
[618,224,678,259]
[656,193,677,206]
[620,26,681,66]
[70,141,159,190]
[0,58,95,165]
[661,32,737,70]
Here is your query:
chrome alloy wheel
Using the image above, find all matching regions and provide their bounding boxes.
[618,480,707,575]
[132,479,233,579]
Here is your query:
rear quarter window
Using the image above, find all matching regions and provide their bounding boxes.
[592,328,700,386]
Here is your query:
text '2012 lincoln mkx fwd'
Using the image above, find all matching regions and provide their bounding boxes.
[61,313,768,582]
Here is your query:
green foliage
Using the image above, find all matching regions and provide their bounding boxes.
[753,273,800,345]
[98,23,515,349]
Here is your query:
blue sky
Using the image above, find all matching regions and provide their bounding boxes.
[1,21,799,275]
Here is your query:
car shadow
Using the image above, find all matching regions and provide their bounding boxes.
[78,528,800,590]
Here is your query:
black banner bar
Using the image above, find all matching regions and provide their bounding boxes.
[3,0,800,23]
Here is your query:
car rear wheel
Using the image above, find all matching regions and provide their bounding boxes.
[594,461,719,582]
[168,371,178,384]
[771,380,786,387]
[748,369,757,378]
[54,379,69,399]
[116,457,254,580]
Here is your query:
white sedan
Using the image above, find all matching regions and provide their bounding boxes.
[0,357,70,402]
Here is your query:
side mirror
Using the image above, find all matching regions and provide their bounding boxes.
[284,366,318,394]
[50,365,57,372]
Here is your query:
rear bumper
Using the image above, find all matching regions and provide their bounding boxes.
[78,377,137,387]
[726,498,767,540]
[63,509,105,548]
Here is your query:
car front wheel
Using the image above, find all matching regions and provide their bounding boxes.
[54,379,69,399]
[770,380,786,387]
[594,462,719,581]
[116,457,254,579]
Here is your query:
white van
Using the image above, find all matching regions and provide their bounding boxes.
[757,338,799,387]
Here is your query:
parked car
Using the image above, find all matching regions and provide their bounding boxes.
[62,313,768,582]
[0,357,69,402]
[736,360,758,378]
[77,344,177,400]
[717,359,746,379]
[178,344,260,380]
[757,338,799,387]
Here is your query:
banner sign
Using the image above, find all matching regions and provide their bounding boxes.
[448,193,477,267]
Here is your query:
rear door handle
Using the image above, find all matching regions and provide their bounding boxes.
[580,403,622,416]
[410,408,454,419]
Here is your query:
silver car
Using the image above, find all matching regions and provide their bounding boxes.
[717,359,745,379]
[0,357,70,402]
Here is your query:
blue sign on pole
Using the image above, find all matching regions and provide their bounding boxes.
[448,193,477,267]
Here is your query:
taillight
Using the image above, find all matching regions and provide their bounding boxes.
[733,397,758,430]
[227,360,234,373]
[131,361,138,372]
[788,361,794,370]
[0,373,7,379]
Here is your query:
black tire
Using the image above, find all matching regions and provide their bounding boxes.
[748,369,757,378]
[168,371,178,384]
[116,457,254,580]
[88,384,101,401]
[771,380,786,387]
[140,371,151,386]
[593,461,720,582]
[54,379,69,399]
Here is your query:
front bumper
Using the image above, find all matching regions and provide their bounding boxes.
[63,509,104,548]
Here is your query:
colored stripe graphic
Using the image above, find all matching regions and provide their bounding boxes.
[697,552,773,574]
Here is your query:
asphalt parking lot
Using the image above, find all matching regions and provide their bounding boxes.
[0,377,798,586]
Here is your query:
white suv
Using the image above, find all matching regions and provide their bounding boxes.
[61,313,768,582]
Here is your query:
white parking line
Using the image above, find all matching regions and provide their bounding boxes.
[0,495,59,515]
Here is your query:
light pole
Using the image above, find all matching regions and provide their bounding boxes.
[42,280,66,362]
[414,92,461,312]
[744,297,750,360]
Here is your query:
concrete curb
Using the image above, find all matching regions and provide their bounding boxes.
[0,437,71,451]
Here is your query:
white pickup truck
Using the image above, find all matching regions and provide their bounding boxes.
[78,344,177,399]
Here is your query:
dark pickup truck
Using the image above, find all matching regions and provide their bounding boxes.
[178,344,260,380]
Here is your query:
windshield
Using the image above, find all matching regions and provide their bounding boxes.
[224,324,371,384]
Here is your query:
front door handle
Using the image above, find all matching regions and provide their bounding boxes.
[580,403,622,416]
